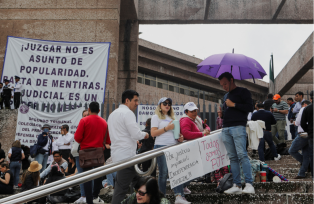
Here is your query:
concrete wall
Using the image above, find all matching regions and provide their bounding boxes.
[275,32,313,96]
[138,0,313,24]
[0,110,18,160]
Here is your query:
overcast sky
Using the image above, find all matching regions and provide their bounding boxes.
[139,24,313,83]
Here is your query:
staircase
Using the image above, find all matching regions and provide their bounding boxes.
[0,141,313,203]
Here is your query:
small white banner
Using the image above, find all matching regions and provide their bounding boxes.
[137,105,184,130]
[15,105,84,146]
[163,140,204,188]
[198,132,230,174]
[163,132,230,189]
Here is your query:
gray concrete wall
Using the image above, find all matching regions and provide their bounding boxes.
[138,0,313,24]
[275,32,313,96]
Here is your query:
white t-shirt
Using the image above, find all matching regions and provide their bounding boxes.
[8,148,24,154]
[151,115,178,146]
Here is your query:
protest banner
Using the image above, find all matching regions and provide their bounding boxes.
[1,36,110,110]
[163,141,204,189]
[198,132,230,174]
[137,105,184,129]
[16,104,84,146]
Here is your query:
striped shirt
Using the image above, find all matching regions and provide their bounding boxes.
[271,101,289,120]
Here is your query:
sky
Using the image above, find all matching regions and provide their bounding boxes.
[139,24,313,83]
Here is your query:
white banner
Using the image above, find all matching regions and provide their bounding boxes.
[163,131,230,189]
[137,105,184,129]
[16,104,84,146]
[1,36,110,108]
[163,140,204,188]
[198,132,230,174]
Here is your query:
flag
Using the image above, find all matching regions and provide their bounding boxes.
[269,54,275,94]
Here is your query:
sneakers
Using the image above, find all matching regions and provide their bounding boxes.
[224,184,242,194]
[174,195,191,204]
[242,183,255,194]
[99,185,113,195]
[92,197,105,203]
[74,197,86,204]
[183,187,191,195]
[274,154,281,161]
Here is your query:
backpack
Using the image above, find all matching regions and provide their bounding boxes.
[216,173,233,194]
[212,166,229,183]
[29,143,43,158]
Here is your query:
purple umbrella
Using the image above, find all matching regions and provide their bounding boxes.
[197,52,267,83]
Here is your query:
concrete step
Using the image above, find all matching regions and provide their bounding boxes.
[165,181,313,194]
[267,163,301,169]
[282,172,312,179]
[267,159,298,165]
[99,193,314,204]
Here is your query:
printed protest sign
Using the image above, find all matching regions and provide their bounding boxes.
[137,105,184,129]
[1,36,110,109]
[198,132,230,174]
[16,104,84,146]
[163,141,204,189]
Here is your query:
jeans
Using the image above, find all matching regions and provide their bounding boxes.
[35,153,48,173]
[288,135,309,177]
[10,161,21,186]
[102,172,117,187]
[154,145,189,197]
[258,131,278,161]
[271,120,286,144]
[308,138,313,178]
[83,165,103,204]
[75,157,85,197]
[221,126,253,186]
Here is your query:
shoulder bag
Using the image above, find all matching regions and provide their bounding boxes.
[79,128,108,168]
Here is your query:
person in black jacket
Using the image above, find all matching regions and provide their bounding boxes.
[0,163,14,194]
[301,91,313,178]
[251,103,281,161]
[138,118,156,177]
[21,145,30,172]
[45,164,68,203]
[263,94,274,111]
[35,124,53,173]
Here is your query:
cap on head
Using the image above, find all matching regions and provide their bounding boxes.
[273,94,281,100]
[42,124,51,129]
[157,97,172,106]
[15,76,20,79]
[4,79,9,82]
[184,102,198,111]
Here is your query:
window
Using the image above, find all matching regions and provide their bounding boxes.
[137,77,143,84]
[180,88,184,94]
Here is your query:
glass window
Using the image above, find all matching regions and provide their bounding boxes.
[180,88,185,94]
[150,80,156,87]
[174,87,179,93]
[145,74,156,80]
[145,79,150,86]
[169,85,174,92]
[137,77,143,84]
[184,89,190,96]
[138,73,144,77]
[157,82,162,89]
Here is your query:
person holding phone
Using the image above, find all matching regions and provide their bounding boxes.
[151,97,188,204]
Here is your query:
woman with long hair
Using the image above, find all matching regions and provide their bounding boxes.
[0,163,14,194]
[21,161,42,191]
[65,154,77,177]
[151,97,189,204]
[8,140,25,188]
[121,176,170,204]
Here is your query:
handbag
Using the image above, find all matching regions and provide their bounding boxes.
[30,143,43,158]
[79,128,108,168]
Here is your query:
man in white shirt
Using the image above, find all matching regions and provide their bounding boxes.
[55,124,74,163]
[108,90,148,204]
[289,100,311,179]
[13,76,23,109]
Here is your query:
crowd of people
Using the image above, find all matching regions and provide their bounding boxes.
[0,71,313,204]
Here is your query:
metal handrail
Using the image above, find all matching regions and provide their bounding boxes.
[0,129,222,204]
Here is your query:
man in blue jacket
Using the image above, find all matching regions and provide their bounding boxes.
[35,124,53,172]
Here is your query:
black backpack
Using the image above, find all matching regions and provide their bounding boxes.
[216,173,233,194]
